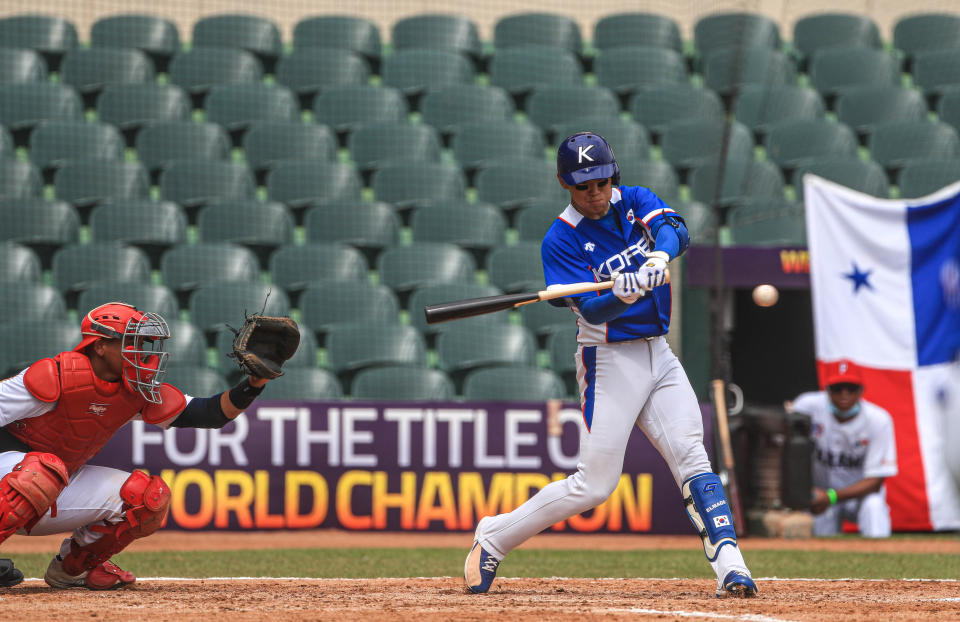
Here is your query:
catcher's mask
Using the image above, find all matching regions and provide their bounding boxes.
[74,302,171,403]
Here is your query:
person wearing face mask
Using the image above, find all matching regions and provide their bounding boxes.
[788,361,898,537]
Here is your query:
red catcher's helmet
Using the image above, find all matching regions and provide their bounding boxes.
[74,302,171,403]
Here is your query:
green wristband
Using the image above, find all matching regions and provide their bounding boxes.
[826,488,838,506]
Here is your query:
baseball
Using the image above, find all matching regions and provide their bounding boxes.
[752,284,779,307]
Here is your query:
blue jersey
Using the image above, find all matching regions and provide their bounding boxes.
[541,186,680,344]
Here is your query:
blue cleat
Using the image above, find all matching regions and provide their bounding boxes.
[717,570,759,598]
[464,519,500,594]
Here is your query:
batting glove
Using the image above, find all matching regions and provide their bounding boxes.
[612,271,644,304]
[638,251,670,290]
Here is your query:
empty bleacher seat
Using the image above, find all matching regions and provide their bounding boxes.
[688,159,785,211]
[436,324,537,390]
[463,366,566,401]
[894,13,960,71]
[91,14,181,72]
[488,46,584,106]
[192,14,282,73]
[0,15,77,72]
[0,159,42,201]
[204,83,300,145]
[266,160,362,218]
[0,83,82,146]
[51,242,151,304]
[494,13,582,57]
[325,323,426,390]
[392,14,483,68]
[792,13,881,72]
[298,282,399,340]
[29,121,125,183]
[525,86,620,137]
[312,85,408,145]
[0,242,42,283]
[693,12,780,67]
[293,16,381,73]
[868,120,960,181]
[168,47,263,107]
[261,368,343,400]
[268,243,369,299]
[96,84,192,146]
[188,281,290,338]
[303,200,399,264]
[594,13,683,53]
[629,84,724,143]
[59,48,155,108]
[135,121,231,182]
[733,84,826,141]
[0,198,80,266]
[793,157,889,201]
[0,47,47,84]
[409,202,507,265]
[763,119,859,180]
[275,48,370,109]
[242,121,338,184]
[659,119,754,181]
[486,242,544,293]
[54,160,150,219]
[420,85,514,141]
[197,200,294,267]
[160,242,261,298]
[376,243,476,303]
[808,47,901,106]
[352,366,454,401]
[157,160,257,219]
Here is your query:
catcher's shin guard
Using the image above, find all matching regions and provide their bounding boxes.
[60,470,170,576]
[0,452,69,543]
[682,472,738,562]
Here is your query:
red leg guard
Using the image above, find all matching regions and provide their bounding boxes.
[61,471,170,576]
[0,452,69,543]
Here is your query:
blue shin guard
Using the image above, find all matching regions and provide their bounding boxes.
[682,472,738,562]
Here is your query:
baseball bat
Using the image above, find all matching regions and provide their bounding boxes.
[712,378,746,534]
[424,270,669,325]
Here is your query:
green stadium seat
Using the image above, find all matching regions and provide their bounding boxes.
[268,243,369,299]
[242,121,338,184]
[525,86,619,137]
[381,49,475,109]
[29,121,125,183]
[96,84,192,147]
[377,243,476,303]
[135,121,230,182]
[0,15,77,72]
[463,366,566,401]
[547,324,579,398]
[160,320,208,367]
[793,157,889,201]
[733,85,825,141]
[792,13,881,72]
[325,323,426,390]
[520,299,574,347]
[293,16,381,74]
[688,159,785,211]
[764,119,859,180]
[261,368,343,400]
[0,242,41,283]
[551,117,651,161]
[0,159,41,201]
[0,283,66,324]
[371,162,465,221]
[913,50,960,106]
[673,200,717,243]
[594,13,683,53]
[51,242,151,304]
[703,47,796,101]
[617,159,680,203]
[266,160,362,219]
[59,48,154,108]
[91,14,181,73]
[516,200,561,242]
[312,85,408,145]
[659,119,754,181]
[897,159,960,198]
[204,83,299,145]
[157,160,256,219]
[436,324,537,390]
[392,14,483,68]
[188,281,290,339]
[894,13,960,71]
[303,200,399,264]
[197,200,294,267]
[494,13,582,57]
[352,366,454,401]
[163,366,229,396]
[0,198,80,267]
[451,120,545,182]
[728,201,807,246]
[160,242,261,298]
[0,47,46,84]
[693,12,780,66]
[275,49,370,109]
[53,160,150,219]
[193,14,282,73]
[475,157,568,218]
[488,46,584,106]
[409,202,506,265]
[937,89,960,136]
[0,126,9,157]
[808,47,901,106]
[298,282,399,340]
[168,48,263,108]
[88,200,186,268]
[0,319,80,377]
[0,83,82,146]
[215,323,318,383]
[868,120,960,181]
[486,242,544,293]
[77,283,180,323]
[407,283,506,344]
[420,85,514,142]
[594,46,687,106]
[629,84,724,143]
[348,122,441,179]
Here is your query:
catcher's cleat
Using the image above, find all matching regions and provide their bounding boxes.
[0,558,24,588]
[717,570,758,598]
[44,556,136,590]
[464,517,500,594]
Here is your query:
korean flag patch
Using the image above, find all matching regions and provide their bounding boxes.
[713,515,731,528]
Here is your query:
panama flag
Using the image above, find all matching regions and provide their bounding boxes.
[804,174,960,531]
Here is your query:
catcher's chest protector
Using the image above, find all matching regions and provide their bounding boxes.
[8,353,179,474]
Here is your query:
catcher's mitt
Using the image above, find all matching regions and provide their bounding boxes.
[228,314,300,379]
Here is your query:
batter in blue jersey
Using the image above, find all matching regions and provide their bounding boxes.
[465,132,758,598]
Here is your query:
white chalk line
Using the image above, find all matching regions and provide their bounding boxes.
[605,609,797,622]
[16,576,958,582]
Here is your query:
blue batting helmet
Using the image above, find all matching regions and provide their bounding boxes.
[557,132,620,186]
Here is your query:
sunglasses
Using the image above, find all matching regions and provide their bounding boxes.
[574,178,610,191]
[828,383,861,393]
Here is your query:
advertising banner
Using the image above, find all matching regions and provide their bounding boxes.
[95,400,714,534]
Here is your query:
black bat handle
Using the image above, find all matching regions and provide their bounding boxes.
[423,292,540,324]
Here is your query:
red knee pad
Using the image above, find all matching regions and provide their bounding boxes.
[0,452,69,542]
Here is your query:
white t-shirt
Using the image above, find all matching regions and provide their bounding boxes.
[791,391,898,490]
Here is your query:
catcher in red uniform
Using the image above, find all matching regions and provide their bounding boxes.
[0,302,298,589]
